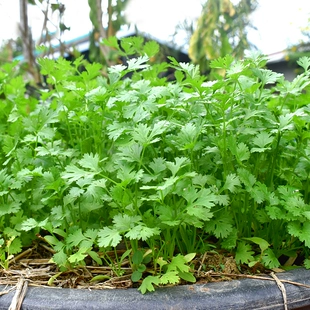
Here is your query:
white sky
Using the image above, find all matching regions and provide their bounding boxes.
[0,0,309,55]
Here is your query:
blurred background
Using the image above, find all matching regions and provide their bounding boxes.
[1,0,310,81]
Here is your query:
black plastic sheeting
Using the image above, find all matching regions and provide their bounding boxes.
[1,268,310,309]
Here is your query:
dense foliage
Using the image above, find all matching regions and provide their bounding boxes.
[1,39,310,293]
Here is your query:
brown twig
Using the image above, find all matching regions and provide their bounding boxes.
[9,248,33,266]
[0,286,15,297]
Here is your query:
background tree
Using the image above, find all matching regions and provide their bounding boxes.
[19,0,41,83]
[188,0,258,74]
[286,14,310,74]
[87,0,129,64]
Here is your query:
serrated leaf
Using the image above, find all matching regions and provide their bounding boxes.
[297,56,310,71]
[235,241,255,264]
[238,168,256,188]
[227,62,246,78]
[62,164,95,184]
[52,249,67,266]
[20,218,38,231]
[138,275,161,294]
[160,271,179,284]
[210,55,234,69]
[168,254,190,273]
[97,227,122,248]
[112,214,141,232]
[261,248,280,269]
[253,132,273,148]
[143,41,160,57]
[127,56,149,71]
[236,142,250,162]
[252,68,282,85]
[0,201,21,217]
[222,174,241,193]
[68,248,88,263]
[221,228,238,250]
[166,157,189,176]
[125,225,160,241]
[287,221,310,247]
[66,229,85,247]
[207,212,233,239]
[78,153,101,172]
[8,237,22,255]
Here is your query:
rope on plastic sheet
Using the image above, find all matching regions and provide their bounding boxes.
[270,272,288,310]
[8,277,29,310]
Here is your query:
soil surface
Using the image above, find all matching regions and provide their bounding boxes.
[0,243,273,290]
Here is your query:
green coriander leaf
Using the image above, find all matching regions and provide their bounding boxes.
[235,241,255,264]
[287,221,310,247]
[132,250,144,265]
[261,249,280,269]
[266,205,287,220]
[210,55,234,69]
[252,68,283,85]
[221,228,238,250]
[97,227,122,248]
[84,229,98,241]
[62,165,95,184]
[127,56,149,71]
[243,237,270,253]
[166,157,190,176]
[206,212,233,239]
[113,214,142,232]
[0,201,21,217]
[236,142,250,162]
[178,271,196,283]
[227,62,246,78]
[297,56,310,71]
[78,153,101,172]
[238,168,256,188]
[168,254,190,273]
[143,41,160,57]
[52,249,67,266]
[186,205,213,223]
[138,275,161,294]
[160,271,179,284]
[222,174,241,193]
[107,121,131,141]
[66,229,85,247]
[117,144,143,163]
[68,248,89,264]
[125,225,160,241]
[7,237,22,255]
[20,218,38,231]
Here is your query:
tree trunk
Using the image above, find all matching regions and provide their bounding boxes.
[19,0,41,83]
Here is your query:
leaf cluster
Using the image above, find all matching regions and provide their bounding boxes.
[1,41,310,292]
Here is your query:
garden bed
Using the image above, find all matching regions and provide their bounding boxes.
[1,265,310,309]
[2,38,310,307]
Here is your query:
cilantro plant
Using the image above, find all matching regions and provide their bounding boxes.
[2,37,310,292]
